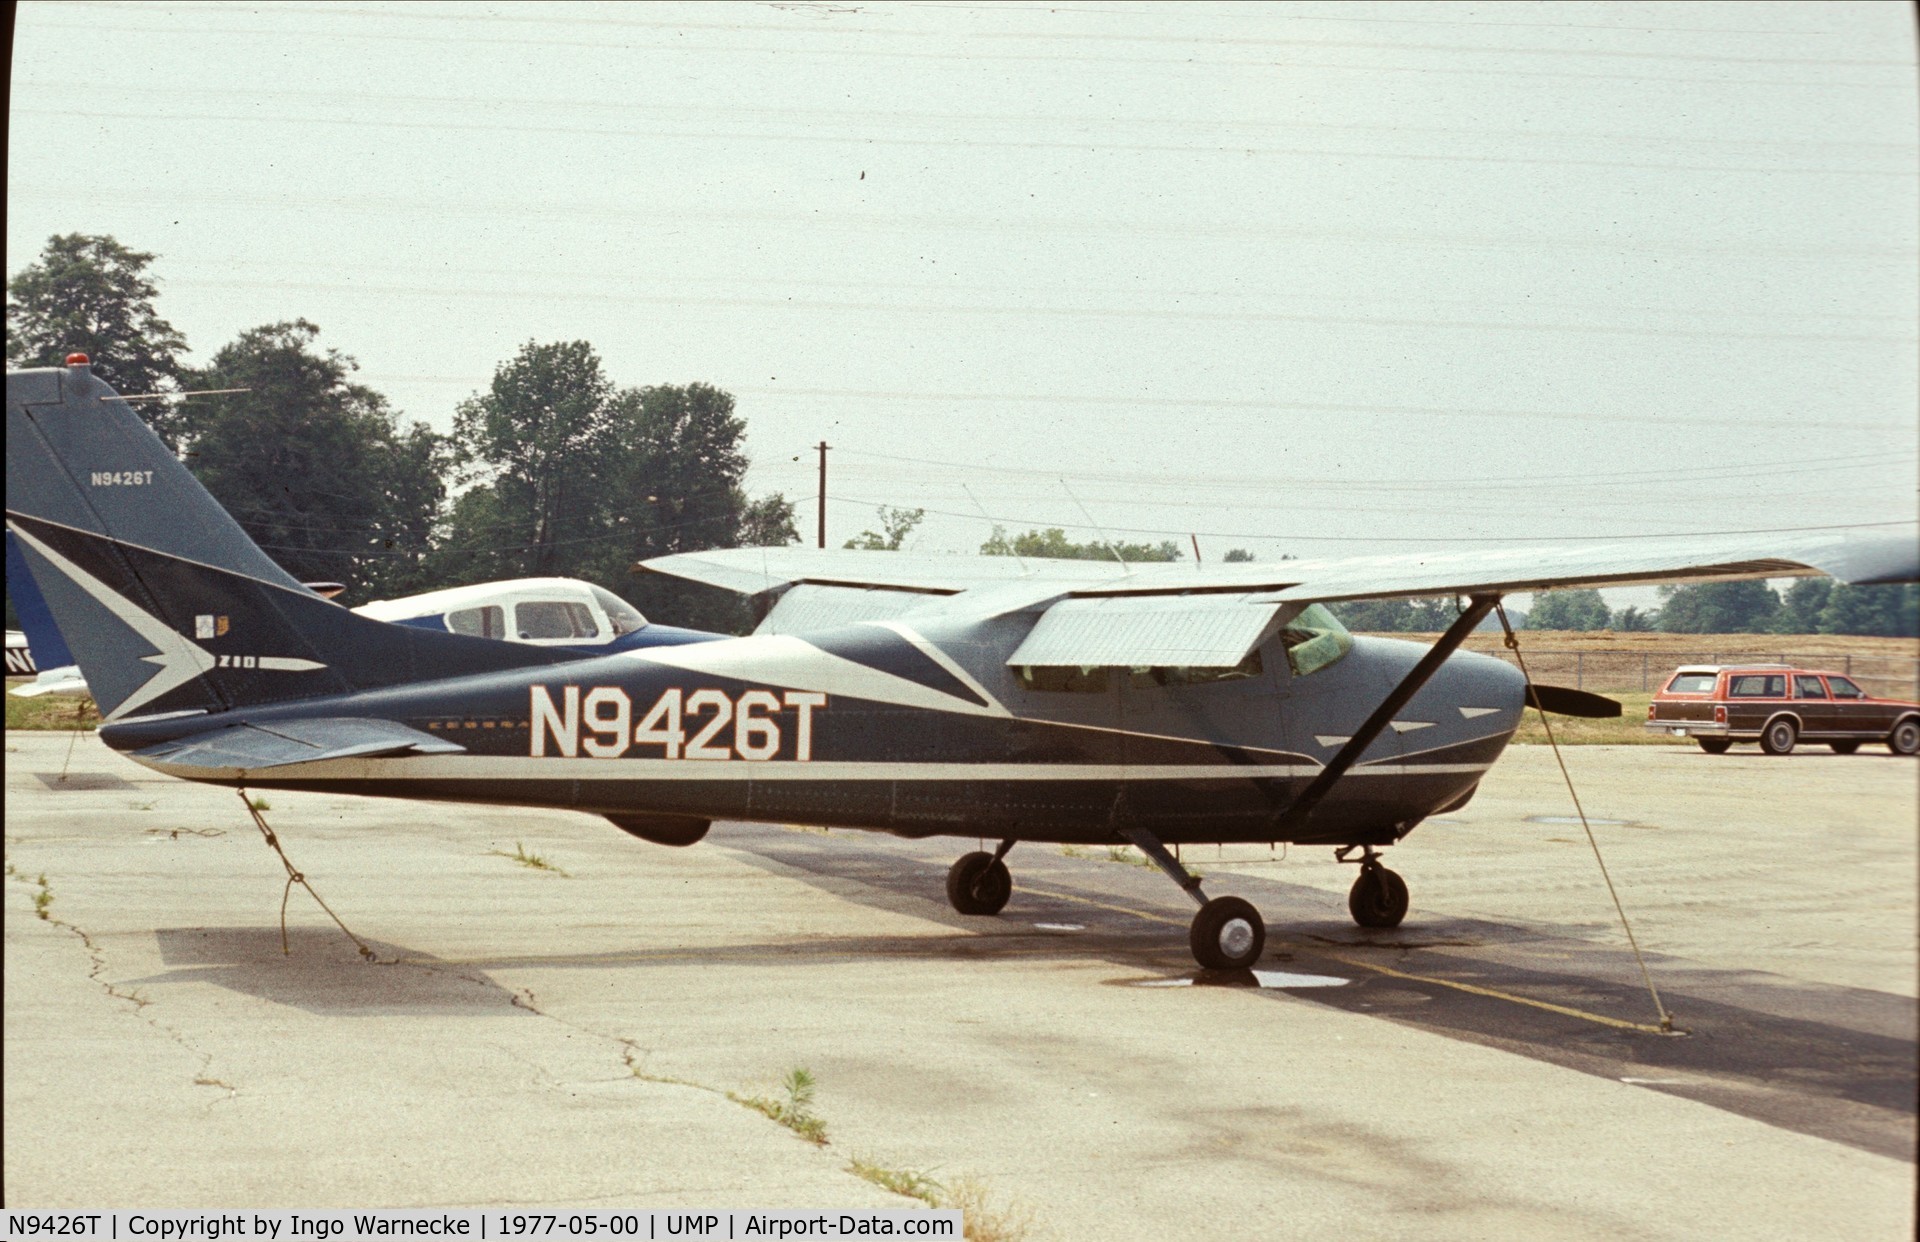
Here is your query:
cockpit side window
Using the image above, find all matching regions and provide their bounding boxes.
[446,605,504,639]
[1016,665,1110,693]
[517,600,598,640]
[1129,650,1263,688]
[1282,603,1353,677]
[591,586,648,636]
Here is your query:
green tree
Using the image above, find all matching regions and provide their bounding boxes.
[980,526,1181,562]
[1222,548,1256,563]
[1773,579,1832,634]
[1816,583,1920,637]
[1527,589,1612,631]
[1332,596,1465,632]
[845,506,925,551]
[1612,605,1655,632]
[180,320,446,602]
[443,343,795,630]
[1657,580,1781,633]
[6,233,190,445]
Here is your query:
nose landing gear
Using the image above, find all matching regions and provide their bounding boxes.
[1339,844,1410,929]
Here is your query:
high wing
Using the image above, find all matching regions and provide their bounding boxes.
[642,525,1917,670]
[641,524,1918,609]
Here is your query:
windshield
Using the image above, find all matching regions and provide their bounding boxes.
[1282,604,1353,677]
[592,587,648,636]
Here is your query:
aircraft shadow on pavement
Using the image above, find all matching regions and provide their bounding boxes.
[710,824,1920,1161]
[135,926,536,1018]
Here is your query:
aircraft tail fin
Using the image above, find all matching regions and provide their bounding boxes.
[6,361,565,722]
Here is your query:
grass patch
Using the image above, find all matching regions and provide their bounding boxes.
[32,873,53,920]
[942,1176,1034,1242]
[5,684,97,731]
[733,1067,828,1145]
[1509,692,1684,746]
[247,795,272,811]
[848,1157,942,1206]
[490,841,569,876]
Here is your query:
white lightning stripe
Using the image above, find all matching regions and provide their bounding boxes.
[1459,706,1503,719]
[1314,735,1351,747]
[1389,720,1436,733]
[871,620,1009,715]
[623,633,1002,716]
[131,754,1494,782]
[8,521,214,720]
[257,657,327,672]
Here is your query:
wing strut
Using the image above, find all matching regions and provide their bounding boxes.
[1275,593,1501,839]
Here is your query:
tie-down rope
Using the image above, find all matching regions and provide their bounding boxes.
[236,787,376,961]
[1494,603,1680,1036]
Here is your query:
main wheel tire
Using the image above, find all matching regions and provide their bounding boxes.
[1760,718,1799,756]
[1889,718,1920,756]
[1829,740,1861,755]
[1349,866,1410,929]
[946,852,1012,916]
[1190,896,1265,970]
[1697,738,1732,755]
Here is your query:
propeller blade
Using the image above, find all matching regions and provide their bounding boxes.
[1525,683,1622,718]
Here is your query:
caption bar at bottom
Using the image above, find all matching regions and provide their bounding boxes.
[0,1212,963,1241]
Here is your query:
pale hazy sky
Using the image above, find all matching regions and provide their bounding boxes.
[8,1,1917,601]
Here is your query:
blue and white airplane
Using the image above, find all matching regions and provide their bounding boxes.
[9,358,1916,969]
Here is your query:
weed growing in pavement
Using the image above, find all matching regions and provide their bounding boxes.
[490,842,569,876]
[734,1067,828,1145]
[247,796,271,811]
[847,1157,942,1206]
[943,1176,1033,1242]
[32,873,53,919]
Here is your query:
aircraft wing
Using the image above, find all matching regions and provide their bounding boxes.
[641,524,1918,609]
[131,717,465,774]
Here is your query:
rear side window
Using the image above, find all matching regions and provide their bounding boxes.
[516,600,599,640]
[1828,676,1866,699]
[1793,676,1828,699]
[1017,665,1110,693]
[1728,674,1786,698]
[446,605,504,639]
[1666,673,1718,694]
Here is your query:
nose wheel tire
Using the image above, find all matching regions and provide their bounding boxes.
[1696,738,1731,755]
[946,851,1013,915]
[1190,896,1265,970]
[1349,865,1410,929]
[1760,718,1799,756]
[1889,719,1920,756]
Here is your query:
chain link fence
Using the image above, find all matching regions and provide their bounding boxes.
[1474,649,1920,699]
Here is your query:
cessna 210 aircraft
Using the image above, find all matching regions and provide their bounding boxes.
[9,358,1917,968]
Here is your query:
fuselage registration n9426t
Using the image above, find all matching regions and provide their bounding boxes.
[9,358,1916,969]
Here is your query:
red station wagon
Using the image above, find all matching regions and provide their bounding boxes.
[1646,664,1920,756]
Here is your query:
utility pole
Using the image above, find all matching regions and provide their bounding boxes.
[816,441,830,549]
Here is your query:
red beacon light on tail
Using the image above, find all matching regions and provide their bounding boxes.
[65,353,90,366]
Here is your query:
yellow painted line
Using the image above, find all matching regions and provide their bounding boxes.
[1021,882,1674,1035]
[1016,884,1188,929]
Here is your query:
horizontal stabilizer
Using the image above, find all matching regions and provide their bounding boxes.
[1524,684,1623,719]
[133,717,465,773]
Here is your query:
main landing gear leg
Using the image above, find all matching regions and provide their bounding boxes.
[1123,827,1265,971]
[947,838,1015,916]
[1338,845,1410,929]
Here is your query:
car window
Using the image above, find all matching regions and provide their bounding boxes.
[446,605,504,639]
[516,600,596,640]
[1666,673,1718,694]
[1827,676,1866,699]
[1793,676,1828,699]
[1728,674,1785,698]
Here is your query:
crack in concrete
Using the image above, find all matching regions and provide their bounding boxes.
[7,857,240,1107]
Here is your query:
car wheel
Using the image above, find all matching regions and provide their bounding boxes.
[1828,741,1860,755]
[1889,719,1920,757]
[1760,718,1798,756]
[1696,738,1731,755]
